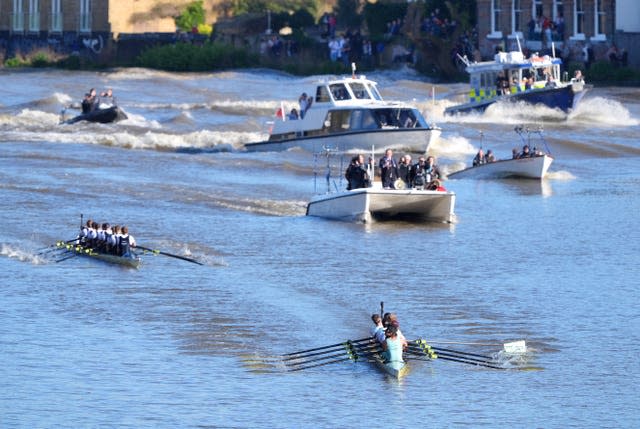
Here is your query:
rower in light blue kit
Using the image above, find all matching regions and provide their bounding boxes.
[382,325,404,366]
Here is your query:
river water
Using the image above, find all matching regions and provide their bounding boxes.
[1,67,639,428]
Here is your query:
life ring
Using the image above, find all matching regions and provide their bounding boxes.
[394,179,406,190]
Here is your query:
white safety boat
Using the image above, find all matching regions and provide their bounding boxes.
[245,65,440,153]
[306,184,456,223]
[447,127,554,180]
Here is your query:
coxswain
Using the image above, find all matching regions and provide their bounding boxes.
[78,219,93,243]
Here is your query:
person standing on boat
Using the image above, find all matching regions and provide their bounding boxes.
[345,154,370,190]
[425,156,443,181]
[382,325,405,364]
[378,149,398,189]
[298,93,309,118]
[412,156,428,189]
[398,155,413,188]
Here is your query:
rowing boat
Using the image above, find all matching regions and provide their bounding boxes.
[369,349,408,379]
[58,242,141,268]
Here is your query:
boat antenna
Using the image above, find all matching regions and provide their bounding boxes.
[456,53,470,67]
[516,35,522,54]
[479,130,484,149]
[380,301,384,319]
[325,148,331,194]
[536,126,551,155]
[351,62,356,79]
[80,213,83,230]
[552,42,556,58]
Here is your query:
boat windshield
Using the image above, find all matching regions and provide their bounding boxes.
[373,108,427,128]
[322,108,427,132]
[369,85,383,101]
[349,82,370,99]
[330,83,351,101]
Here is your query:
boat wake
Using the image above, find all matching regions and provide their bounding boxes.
[214,197,307,217]
[429,134,477,160]
[0,243,48,265]
[568,96,639,127]
[546,170,576,180]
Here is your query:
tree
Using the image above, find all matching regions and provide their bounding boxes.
[175,1,206,32]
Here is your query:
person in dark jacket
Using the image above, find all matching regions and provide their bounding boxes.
[378,148,398,189]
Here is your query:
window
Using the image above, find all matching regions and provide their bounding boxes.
[593,0,606,40]
[574,0,585,38]
[80,0,91,33]
[532,0,543,21]
[349,83,370,100]
[511,0,522,35]
[553,0,564,21]
[28,0,40,32]
[491,0,502,36]
[12,0,24,32]
[51,0,62,32]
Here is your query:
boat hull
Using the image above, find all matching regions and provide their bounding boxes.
[306,187,456,223]
[445,83,590,116]
[63,106,128,125]
[244,127,440,153]
[370,352,408,379]
[66,244,141,268]
[447,154,553,180]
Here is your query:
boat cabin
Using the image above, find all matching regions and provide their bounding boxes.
[267,76,431,142]
[465,51,563,104]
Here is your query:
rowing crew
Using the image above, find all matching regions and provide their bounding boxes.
[370,313,408,364]
[77,219,137,257]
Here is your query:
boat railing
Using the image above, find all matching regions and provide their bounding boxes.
[515,125,551,155]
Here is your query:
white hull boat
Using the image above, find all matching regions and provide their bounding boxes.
[306,184,456,224]
[447,154,553,180]
[245,69,440,154]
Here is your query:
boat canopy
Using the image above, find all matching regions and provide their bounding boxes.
[465,52,563,103]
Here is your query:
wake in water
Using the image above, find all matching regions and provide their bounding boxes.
[0,243,50,265]
[422,93,638,129]
[568,96,639,127]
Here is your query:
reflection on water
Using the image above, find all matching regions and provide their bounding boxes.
[502,178,553,197]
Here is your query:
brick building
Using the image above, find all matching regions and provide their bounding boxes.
[0,0,196,61]
[476,0,639,67]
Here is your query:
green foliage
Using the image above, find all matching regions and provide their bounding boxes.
[4,57,25,68]
[230,0,318,15]
[363,2,408,37]
[56,55,82,70]
[136,42,257,72]
[30,52,51,68]
[175,1,206,32]
[585,60,640,83]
